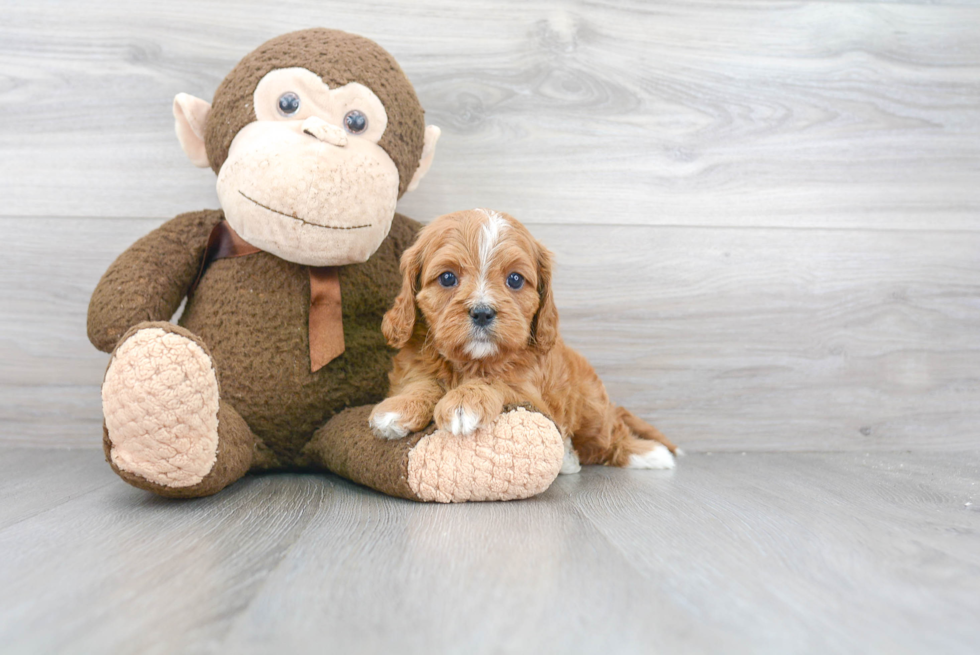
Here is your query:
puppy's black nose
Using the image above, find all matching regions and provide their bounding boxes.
[469,305,496,327]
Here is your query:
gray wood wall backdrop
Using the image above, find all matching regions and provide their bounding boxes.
[1,0,978,452]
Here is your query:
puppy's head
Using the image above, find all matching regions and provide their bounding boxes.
[382,209,559,362]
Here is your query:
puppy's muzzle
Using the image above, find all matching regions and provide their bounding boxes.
[469,305,496,328]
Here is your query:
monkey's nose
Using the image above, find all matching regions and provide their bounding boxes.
[302,116,348,147]
[469,305,496,328]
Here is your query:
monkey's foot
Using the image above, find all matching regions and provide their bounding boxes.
[406,406,564,502]
[306,404,564,503]
[102,323,221,489]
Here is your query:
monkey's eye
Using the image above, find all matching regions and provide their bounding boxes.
[344,110,368,134]
[438,272,458,288]
[277,92,301,117]
[506,273,525,290]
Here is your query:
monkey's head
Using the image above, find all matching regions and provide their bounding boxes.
[173,29,439,266]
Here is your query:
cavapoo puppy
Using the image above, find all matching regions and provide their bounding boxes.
[369,209,678,471]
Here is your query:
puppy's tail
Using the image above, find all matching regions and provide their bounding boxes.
[618,407,679,455]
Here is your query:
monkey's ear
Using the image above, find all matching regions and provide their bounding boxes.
[405,125,441,193]
[173,93,212,168]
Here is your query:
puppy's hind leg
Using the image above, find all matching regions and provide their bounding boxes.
[616,408,677,470]
[619,407,679,454]
[572,414,671,470]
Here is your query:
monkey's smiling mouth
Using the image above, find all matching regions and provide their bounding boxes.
[238,191,371,231]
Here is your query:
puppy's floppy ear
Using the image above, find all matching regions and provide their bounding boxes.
[382,239,424,348]
[530,243,559,352]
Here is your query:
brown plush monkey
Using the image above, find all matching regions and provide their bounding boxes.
[88,29,564,502]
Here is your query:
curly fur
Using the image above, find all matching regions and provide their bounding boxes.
[371,209,677,466]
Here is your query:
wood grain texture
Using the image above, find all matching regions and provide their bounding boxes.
[1,447,977,654]
[0,0,977,228]
[557,450,980,654]
[3,217,978,451]
[2,0,976,447]
[0,448,115,531]
[0,462,327,654]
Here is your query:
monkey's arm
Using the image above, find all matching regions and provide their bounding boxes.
[87,209,224,352]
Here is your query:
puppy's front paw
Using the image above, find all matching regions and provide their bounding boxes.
[369,396,433,440]
[370,411,411,440]
[433,388,502,436]
[433,402,483,436]
[449,406,483,436]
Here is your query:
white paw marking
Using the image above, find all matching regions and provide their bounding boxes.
[560,438,581,475]
[627,444,676,470]
[450,408,482,435]
[370,411,410,440]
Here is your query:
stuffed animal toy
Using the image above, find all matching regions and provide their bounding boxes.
[87,29,564,503]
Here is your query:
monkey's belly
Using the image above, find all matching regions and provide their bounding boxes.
[178,251,396,465]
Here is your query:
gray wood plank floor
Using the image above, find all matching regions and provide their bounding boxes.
[1,447,977,654]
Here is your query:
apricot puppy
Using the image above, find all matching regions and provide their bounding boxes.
[369,209,678,470]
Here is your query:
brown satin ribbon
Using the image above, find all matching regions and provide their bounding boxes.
[307,266,345,372]
[195,221,346,373]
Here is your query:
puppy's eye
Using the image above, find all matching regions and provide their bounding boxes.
[438,271,458,288]
[506,272,525,290]
[344,110,368,134]
[277,92,301,117]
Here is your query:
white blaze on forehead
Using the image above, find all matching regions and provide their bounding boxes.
[473,208,508,306]
[478,208,508,272]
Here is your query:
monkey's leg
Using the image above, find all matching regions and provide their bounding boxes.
[302,404,564,503]
[101,322,255,498]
